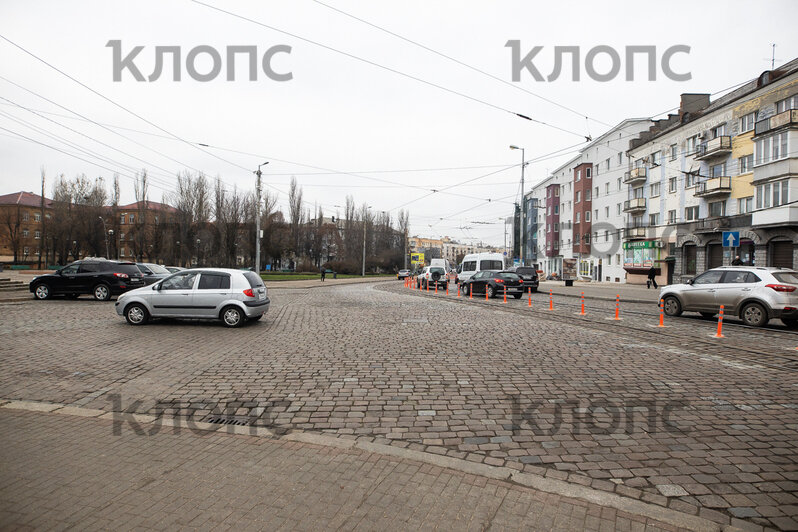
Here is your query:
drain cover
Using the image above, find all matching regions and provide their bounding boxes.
[203,415,251,426]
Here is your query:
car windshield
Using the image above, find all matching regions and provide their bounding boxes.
[146,264,171,274]
[773,272,798,284]
[479,260,503,270]
[115,264,143,276]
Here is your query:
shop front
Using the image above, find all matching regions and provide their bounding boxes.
[623,240,665,286]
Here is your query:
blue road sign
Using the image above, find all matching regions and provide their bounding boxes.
[722,231,740,247]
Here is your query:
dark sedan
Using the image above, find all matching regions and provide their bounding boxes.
[136,262,172,286]
[461,270,524,299]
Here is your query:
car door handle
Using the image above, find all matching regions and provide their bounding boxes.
[707,289,715,293]
[741,288,751,292]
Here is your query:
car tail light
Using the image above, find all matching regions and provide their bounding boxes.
[243,288,255,297]
[494,278,504,283]
[113,273,129,279]
[784,307,797,311]
[766,284,796,292]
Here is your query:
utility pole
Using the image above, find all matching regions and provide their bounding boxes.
[403,227,408,270]
[39,169,45,269]
[254,161,269,274]
[510,146,525,266]
[362,220,367,277]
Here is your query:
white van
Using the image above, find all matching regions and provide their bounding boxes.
[457,253,506,284]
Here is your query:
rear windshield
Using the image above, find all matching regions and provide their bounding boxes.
[146,264,170,274]
[480,260,503,270]
[496,272,520,280]
[243,271,264,288]
[773,272,798,284]
[515,267,536,275]
[429,267,445,274]
[113,264,143,276]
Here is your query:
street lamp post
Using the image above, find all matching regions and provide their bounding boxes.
[253,161,269,275]
[108,229,114,259]
[509,146,525,266]
[196,238,201,267]
[362,206,373,277]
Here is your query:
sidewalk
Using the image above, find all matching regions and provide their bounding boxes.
[538,280,663,304]
[0,404,714,531]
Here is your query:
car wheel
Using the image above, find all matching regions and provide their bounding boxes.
[487,285,495,298]
[741,302,768,327]
[662,296,682,317]
[33,283,51,300]
[124,303,149,325]
[93,284,111,301]
[221,306,244,328]
[513,293,522,299]
[699,312,716,318]
[782,318,798,329]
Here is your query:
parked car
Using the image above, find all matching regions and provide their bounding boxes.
[660,266,798,327]
[397,269,411,280]
[165,266,185,274]
[136,262,172,285]
[416,266,448,290]
[29,259,146,301]
[461,270,524,299]
[509,266,539,293]
[457,252,505,284]
[115,268,269,328]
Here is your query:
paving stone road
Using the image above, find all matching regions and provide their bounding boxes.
[1,281,797,529]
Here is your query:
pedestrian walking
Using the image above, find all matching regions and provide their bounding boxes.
[646,266,658,289]
[731,255,743,265]
[321,267,326,282]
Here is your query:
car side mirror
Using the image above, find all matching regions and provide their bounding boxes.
[152,283,160,290]
[687,278,694,285]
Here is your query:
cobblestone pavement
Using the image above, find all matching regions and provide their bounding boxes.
[0,409,702,531]
[1,281,798,529]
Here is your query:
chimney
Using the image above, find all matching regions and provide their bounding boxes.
[679,93,710,119]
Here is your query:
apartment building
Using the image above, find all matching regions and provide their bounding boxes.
[627,58,798,284]
[0,191,52,264]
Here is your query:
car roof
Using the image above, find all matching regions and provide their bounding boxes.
[174,267,248,274]
[710,266,796,272]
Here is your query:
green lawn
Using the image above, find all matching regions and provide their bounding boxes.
[260,272,394,281]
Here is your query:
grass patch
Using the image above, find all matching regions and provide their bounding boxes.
[260,272,394,281]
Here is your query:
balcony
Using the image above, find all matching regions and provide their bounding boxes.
[691,213,752,233]
[623,167,647,185]
[694,176,732,197]
[623,197,646,214]
[624,225,647,240]
[754,109,798,136]
[694,136,731,160]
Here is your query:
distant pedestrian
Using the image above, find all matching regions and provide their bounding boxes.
[731,255,743,265]
[321,268,326,282]
[646,266,658,289]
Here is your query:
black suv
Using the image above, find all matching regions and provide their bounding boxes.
[512,266,539,293]
[29,259,146,301]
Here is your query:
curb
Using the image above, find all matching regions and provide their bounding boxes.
[265,278,395,290]
[0,399,739,532]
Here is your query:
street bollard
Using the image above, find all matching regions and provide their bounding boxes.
[579,292,586,316]
[469,285,473,299]
[715,305,725,338]
[503,285,507,304]
[435,282,438,294]
[528,287,532,308]
[426,280,429,292]
[548,288,554,311]
[457,284,460,298]
[658,299,665,328]
[485,287,489,301]
[614,294,621,321]
[446,283,449,296]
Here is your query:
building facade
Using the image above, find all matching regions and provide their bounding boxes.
[0,191,52,265]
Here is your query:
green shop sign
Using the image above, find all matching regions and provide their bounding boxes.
[622,240,662,250]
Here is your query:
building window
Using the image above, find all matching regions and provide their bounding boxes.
[708,200,726,218]
[685,172,698,188]
[669,177,677,193]
[22,212,29,222]
[554,222,559,232]
[617,203,621,215]
[605,158,610,170]
[651,151,661,166]
[617,177,622,190]
[604,230,609,242]
[632,186,644,199]
[670,144,678,160]
[740,112,756,133]
[22,229,29,237]
[594,209,598,220]
[34,212,41,222]
[120,214,125,224]
[594,186,599,198]
[739,154,753,174]
[576,170,581,181]
[650,182,661,197]
[755,132,789,165]
[605,183,609,194]
[668,210,676,224]
[685,206,700,221]
[604,206,609,218]
[776,94,798,113]
[576,212,581,223]
[738,196,753,214]
[618,153,623,165]
[756,180,789,209]
[594,165,599,177]
[710,163,726,178]
[686,135,699,155]
[119,232,125,241]
[554,205,559,215]
[34,230,41,239]
[575,191,581,203]
[585,211,591,222]
[554,188,559,197]
[129,214,135,224]
[649,213,660,226]
[120,248,125,257]
[710,124,726,138]
[585,190,591,202]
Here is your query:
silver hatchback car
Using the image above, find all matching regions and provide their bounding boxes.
[115,268,269,327]
[660,266,798,327]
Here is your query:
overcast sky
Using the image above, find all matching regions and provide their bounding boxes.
[1,1,796,246]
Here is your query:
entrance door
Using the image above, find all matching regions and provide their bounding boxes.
[706,243,723,269]
[770,240,794,268]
